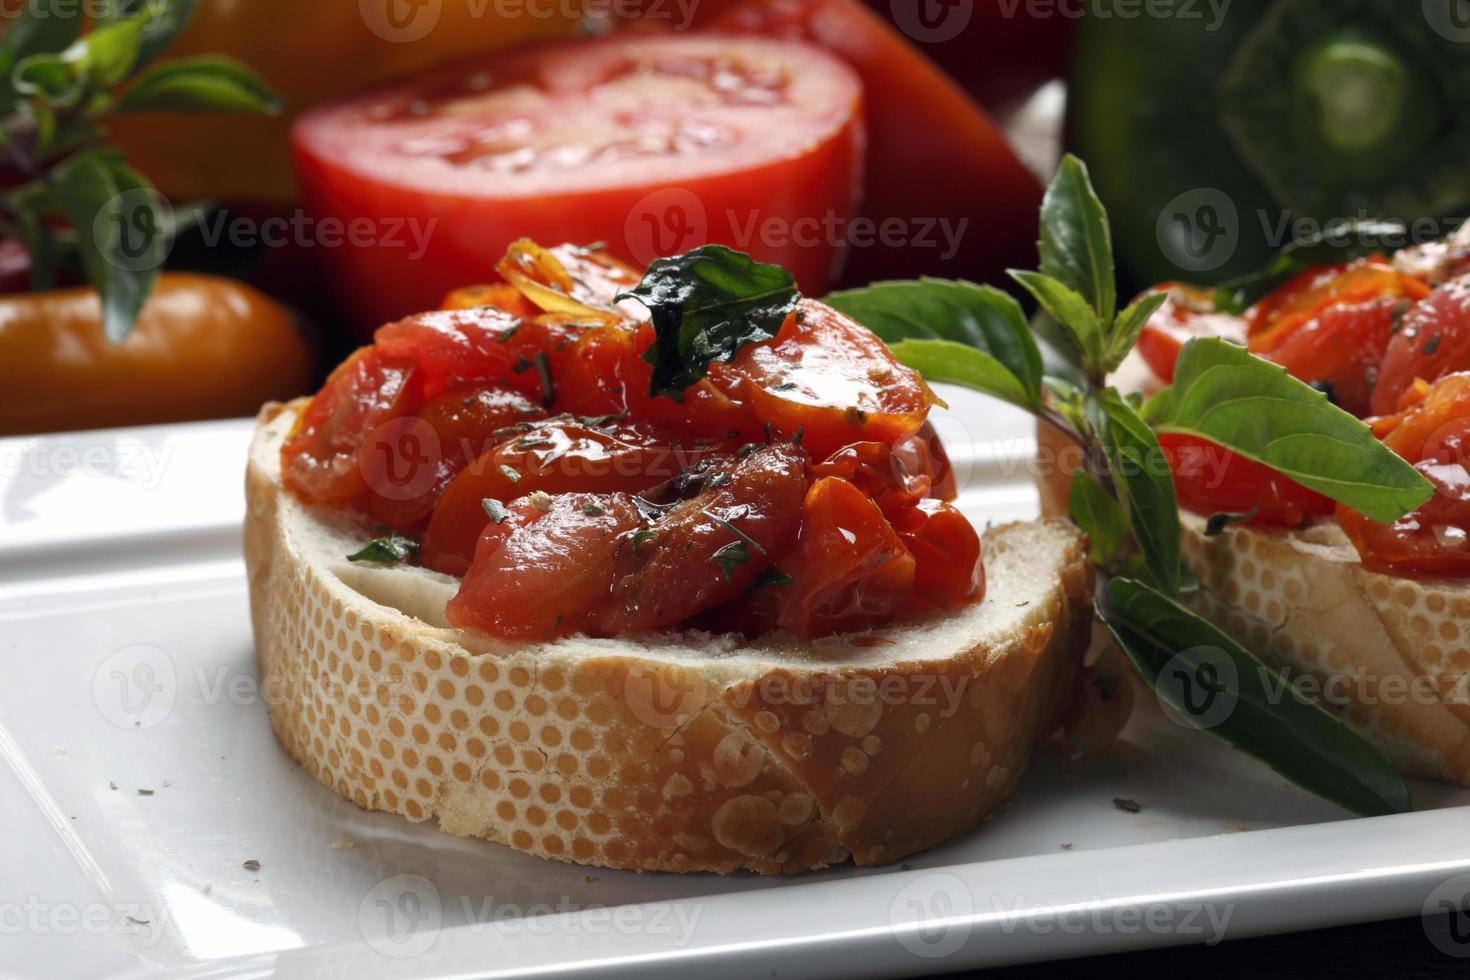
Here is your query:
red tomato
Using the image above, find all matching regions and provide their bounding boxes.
[1341,373,1470,576]
[1135,284,1247,383]
[293,34,864,332]
[1373,277,1470,417]
[708,0,1043,287]
[897,422,958,502]
[890,499,984,612]
[765,475,917,636]
[708,300,935,457]
[376,307,583,403]
[362,385,547,533]
[281,347,419,508]
[445,445,807,640]
[421,417,734,575]
[1159,433,1334,528]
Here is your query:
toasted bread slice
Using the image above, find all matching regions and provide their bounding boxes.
[1035,417,1470,787]
[246,403,1094,873]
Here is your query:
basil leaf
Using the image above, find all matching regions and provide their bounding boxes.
[1087,389,1180,595]
[1068,471,1127,566]
[0,3,81,114]
[347,532,420,566]
[1214,219,1408,315]
[888,339,1033,411]
[1153,338,1434,522]
[1037,154,1116,327]
[1103,290,1168,374]
[116,56,283,114]
[1098,577,1411,817]
[824,278,1043,408]
[617,245,798,399]
[1010,270,1104,370]
[51,150,165,342]
[8,194,60,292]
[101,0,202,72]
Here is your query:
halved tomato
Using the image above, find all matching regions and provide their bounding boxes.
[1341,372,1470,576]
[1135,284,1247,384]
[1372,276,1470,416]
[293,34,864,332]
[421,417,735,575]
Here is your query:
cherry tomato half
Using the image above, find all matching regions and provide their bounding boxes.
[1135,283,1247,384]
[1373,276,1470,417]
[1159,433,1334,528]
[293,34,864,332]
[1341,372,1470,576]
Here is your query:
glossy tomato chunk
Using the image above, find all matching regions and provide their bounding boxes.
[1159,433,1334,528]
[1136,284,1247,383]
[1341,372,1470,576]
[421,417,735,575]
[1373,276,1470,416]
[890,499,984,612]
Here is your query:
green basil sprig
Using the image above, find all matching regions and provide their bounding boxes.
[617,245,799,399]
[826,153,1430,816]
[0,0,280,341]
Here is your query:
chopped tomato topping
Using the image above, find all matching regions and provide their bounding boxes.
[1159,433,1334,528]
[1340,372,1470,576]
[1136,284,1247,383]
[891,498,984,613]
[1372,276,1470,417]
[421,417,734,576]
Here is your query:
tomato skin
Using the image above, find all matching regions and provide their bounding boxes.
[0,274,313,437]
[898,422,958,502]
[1341,372,1470,576]
[376,307,582,403]
[446,494,643,641]
[292,34,864,332]
[421,418,733,576]
[1255,296,1404,417]
[709,0,1044,288]
[1159,433,1334,528]
[709,300,934,457]
[363,386,547,533]
[1373,277,1470,417]
[1135,284,1246,383]
[890,499,984,612]
[594,444,808,633]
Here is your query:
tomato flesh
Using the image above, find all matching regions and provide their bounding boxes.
[1135,284,1247,384]
[1341,373,1470,576]
[422,417,734,576]
[1159,433,1334,528]
[293,34,864,331]
[1372,276,1470,417]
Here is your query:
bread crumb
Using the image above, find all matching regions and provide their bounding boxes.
[582,874,596,883]
[1113,797,1142,814]
[243,859,262,872]
[1060,842,1074,850]
[108,781,117,791]
[331,841,357,851]
[137,788,154,796]
[54,747,67,756]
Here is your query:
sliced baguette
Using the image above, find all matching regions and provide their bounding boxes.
[246,402,1094,873]
[1034,417,1470,786]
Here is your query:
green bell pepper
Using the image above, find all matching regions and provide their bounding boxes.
[1069,0,1470,289]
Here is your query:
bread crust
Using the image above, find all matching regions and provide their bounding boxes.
[246,404,1094,873]
[1034,418,1470,787]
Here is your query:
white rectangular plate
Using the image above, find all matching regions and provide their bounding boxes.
[3,387,1469,980]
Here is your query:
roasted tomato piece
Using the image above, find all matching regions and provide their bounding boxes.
[1245,259,1429,417]
[709,299,935,457]
[281,347,419,508]
[421,417,733,575]
[896,421,957,501]
[440,283,540,318]
[376,306,585,403]
[890,499,984,612]
[446,493,643,641]
[1372,277,1470,417]
[1159,433,1334,528]
[813,441,926,513]
[1341,372,1470,576]
[362,385,547,533]
[594,444,808,633]
[1135,284,1247,383]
